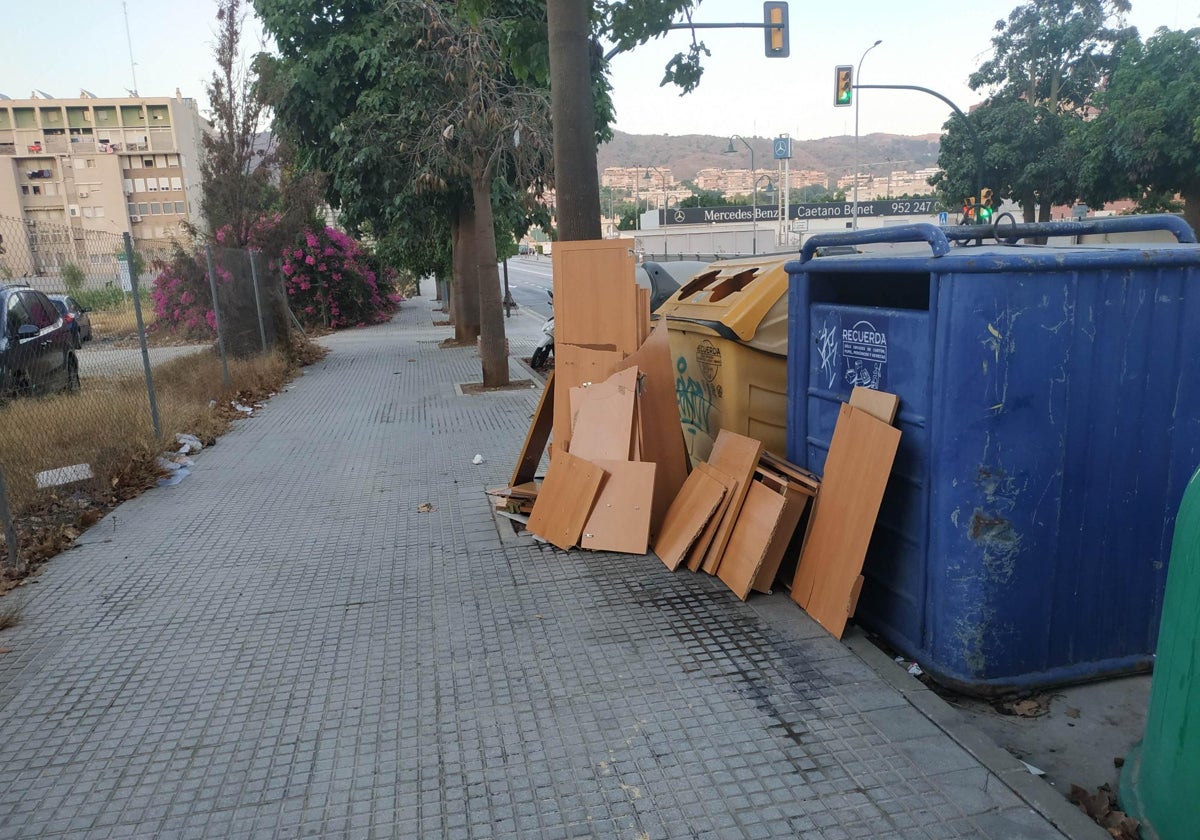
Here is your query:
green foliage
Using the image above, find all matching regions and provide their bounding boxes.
[74,287,141,312]
[678,189,725,208]
[1081,27,1200,225]
[60,264,85,294]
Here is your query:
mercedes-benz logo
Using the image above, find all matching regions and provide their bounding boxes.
[673,209,686,223]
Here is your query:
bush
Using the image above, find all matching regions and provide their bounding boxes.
[151,246,217,339]
[282,227,401,329]
[61,263,85,294]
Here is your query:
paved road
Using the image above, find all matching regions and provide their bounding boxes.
[78,342,211,379]
[502,256,553,318]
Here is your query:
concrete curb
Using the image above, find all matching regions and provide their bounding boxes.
[842,632,1109,840]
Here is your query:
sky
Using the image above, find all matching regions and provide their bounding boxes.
[1,0,1196,144]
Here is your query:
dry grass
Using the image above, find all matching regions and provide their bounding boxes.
[0,340,326,591]
[88,303,157,340]
[0,600,22,631]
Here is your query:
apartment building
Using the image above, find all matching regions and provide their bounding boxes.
[0,91,206,274]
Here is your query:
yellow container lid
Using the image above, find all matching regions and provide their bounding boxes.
[655,254,792,354]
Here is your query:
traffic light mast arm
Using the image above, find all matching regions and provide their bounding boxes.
[604,21,784,61]
[855,83,984,208]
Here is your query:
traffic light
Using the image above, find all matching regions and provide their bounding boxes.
[835,65,853,107]
[977,188,994,223]
[763,2,789,58]
[962,196,976,223]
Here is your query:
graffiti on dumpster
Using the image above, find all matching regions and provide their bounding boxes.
[676,356,721,435]
[841,316,889,391]
[816,318,840,389]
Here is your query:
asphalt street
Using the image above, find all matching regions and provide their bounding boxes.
[501,255,553,318]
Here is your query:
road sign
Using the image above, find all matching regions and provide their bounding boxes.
[938,211,948,226]
[773,136,792,160]
[116,252,133,293]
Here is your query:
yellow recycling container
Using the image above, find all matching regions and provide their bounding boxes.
[655,255,790,465]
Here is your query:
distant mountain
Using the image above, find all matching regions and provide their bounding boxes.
[597,130,942,183]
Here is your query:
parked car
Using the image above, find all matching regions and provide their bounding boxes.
[47,294,93,349]
[1,284,80,399]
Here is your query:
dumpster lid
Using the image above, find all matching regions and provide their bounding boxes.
[655,254,795,343]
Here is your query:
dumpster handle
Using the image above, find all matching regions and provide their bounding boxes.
[799,215,1196,262]
[799,224,951,264]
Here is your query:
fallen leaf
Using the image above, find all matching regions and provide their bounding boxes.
[1066,706,1081,719]
[0,647,11,655]
[417,502,435,513]
[997,695,1051,717]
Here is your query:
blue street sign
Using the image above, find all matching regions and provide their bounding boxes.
[938,211,948,225]
[773,137,792,160]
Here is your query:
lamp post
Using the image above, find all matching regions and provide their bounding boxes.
[644,166,667,223]
[724,135,756,253]
[633,165,641,230]
[852,39,882,230]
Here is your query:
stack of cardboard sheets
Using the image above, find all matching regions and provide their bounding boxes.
[494,238,905,641]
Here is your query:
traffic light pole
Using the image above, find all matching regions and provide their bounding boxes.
[855,84,984,216]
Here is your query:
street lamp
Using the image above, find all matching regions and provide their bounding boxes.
[852,39,882,230]
[644,165,668,220]
[724,135,757,253]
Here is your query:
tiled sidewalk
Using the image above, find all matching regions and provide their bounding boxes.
[0,290,1085,839]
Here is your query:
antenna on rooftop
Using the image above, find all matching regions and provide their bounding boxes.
[123,1,139,97]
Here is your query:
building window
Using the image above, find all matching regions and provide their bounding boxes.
[86,159,96,168]
[166,154,179,166]
[123,178,134,194]
[174,201,185,214]
[69,205,79,217]
[21,186,29,195]
[150,203,161,215]
[127,203,137,217]
[170,177,182,190]
[133,178,145,192]
[143,158,153,168]
[82,207,94,218]
[95,207,105,218]
[158,177,170,191]
[137,203,149,215]
[32,186,41,195]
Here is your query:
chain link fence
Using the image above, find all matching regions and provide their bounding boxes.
[0,214,294,579]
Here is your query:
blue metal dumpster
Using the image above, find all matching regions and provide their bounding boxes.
[784,216,1200,694]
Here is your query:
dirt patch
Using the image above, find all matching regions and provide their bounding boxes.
[459,380,536,395]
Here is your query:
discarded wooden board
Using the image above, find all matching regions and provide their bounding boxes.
[849,386,900,425]
[580,459,656,555]
[686,463,737,572]
[653,467,727,571]
[553,239,639,353]
[510,371,555,486]
[553,344,625,454]
[750,468,813,594]
[717,480,787,600]
[613,323,689,536]
[527,451,606,551]
[791,404,900,639]
[759,451,820,492]
[569,367,638,462]
[703,430,764,574]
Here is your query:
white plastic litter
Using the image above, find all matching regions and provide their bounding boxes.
[232,401,254,414]
[906,663,924,677]
[472,454,484,465]
[176,433,204,454]
[1020,760,1046,777]
[35,464,94,489]
[156,457,185,472]
[157,468,191,487]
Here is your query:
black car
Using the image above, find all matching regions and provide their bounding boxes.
[47,294,93,349]
[1,284,80,399]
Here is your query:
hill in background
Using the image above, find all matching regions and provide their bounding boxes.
[598,130,942,184]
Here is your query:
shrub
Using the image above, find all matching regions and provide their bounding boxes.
[151,246,217,339]
[61,263,85,294]
[282,227,401,329]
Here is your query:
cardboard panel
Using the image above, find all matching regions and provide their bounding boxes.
[653,467,726,571]
[717,481,787,601]
[686,463,736,572]
[527,451,606,551]
[613,324,689,536]
[553,344,624,454]
[552,239,638,352]
[703,430,764,574]
[569,367,638,462]
[849,386,900,425]
[791,404,900,639]
[510,371,555,486]
[580,459,656,555]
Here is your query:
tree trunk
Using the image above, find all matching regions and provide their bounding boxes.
[547,0,601,241]
[449,215,462,326]
[1182,189,1200,237]
[1020,193,1036,223]
[472,167,509,387]
[453,203,481,343]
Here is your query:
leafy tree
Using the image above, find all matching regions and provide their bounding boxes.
[936,0,1132,222]
[1081,27,1200,231]
[200,0,276,242]
[678,189,725,208]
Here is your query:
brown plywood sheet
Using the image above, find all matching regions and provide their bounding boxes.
[653,467,727,571]
[527,451,606,550]
[553,239,639,352]
[750,471,812,594]
[717,481,787,600]
[759,451,820,492]
[580,459,656,555]
[849,386,900,425]
[613,324,689,536]
[791,404,900,639]
[553,344,624,454]
[686,463,736,572]
[703,430,764,574]
[510,371,555,486]
[568,367,638,462]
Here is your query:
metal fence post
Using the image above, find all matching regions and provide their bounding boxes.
[248,249,268,355]
[205,245,232,388]
[0,467,19,573]
[124,233,161,440]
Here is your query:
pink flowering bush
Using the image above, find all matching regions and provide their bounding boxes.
[150,246,216,339]
[282,227,401,329]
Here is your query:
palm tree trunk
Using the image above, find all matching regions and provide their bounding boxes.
[472,167,509,387]
[547,0,601,241]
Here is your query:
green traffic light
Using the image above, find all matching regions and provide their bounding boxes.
[977,206,993,224]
